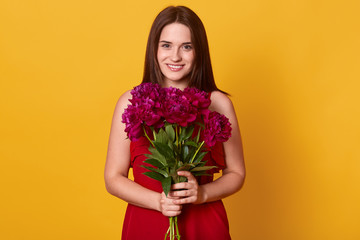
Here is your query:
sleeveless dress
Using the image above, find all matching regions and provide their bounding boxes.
[121,134,231,240]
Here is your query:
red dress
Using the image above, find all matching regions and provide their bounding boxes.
[121,136,231,240]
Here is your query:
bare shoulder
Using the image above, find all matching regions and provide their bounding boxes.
[114,90,132,111]
[209,90,234,115]
[118,90,132,105]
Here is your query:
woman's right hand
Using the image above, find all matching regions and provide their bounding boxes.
[160,192,182,217]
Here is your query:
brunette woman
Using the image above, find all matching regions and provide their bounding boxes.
[105,6,245,239]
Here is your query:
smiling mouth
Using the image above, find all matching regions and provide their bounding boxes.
[167,64,184,72]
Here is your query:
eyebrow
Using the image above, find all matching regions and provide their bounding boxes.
[159,40,192,44]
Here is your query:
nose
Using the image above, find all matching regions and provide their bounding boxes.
[170,48,181,62]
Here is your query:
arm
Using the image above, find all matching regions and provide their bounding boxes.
[171,91,246,204]
[104,91,162,211]
[104,91,182,216]
[105,91,182,216]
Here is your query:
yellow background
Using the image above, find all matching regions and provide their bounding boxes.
[1,0,359,239]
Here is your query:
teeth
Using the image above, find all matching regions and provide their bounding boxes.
[168,64,183,69]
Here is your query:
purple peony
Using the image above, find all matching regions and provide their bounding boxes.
[122,83,231,143]
[203,111,232,147]
[122,83,164,141]
[136,98,163,127]
[122,104,143,141]
[183,87,211,117]
[160,87,198,127]
[129,82,161,104]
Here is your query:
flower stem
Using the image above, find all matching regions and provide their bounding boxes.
[165,217,180,240]
[170,217,174,239]
[175,216,181,239]
[190,140,204,163]
[143,126,155,147]
[164,225,170,240]
[175,125,179,147]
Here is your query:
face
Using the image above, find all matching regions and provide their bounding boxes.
[157,23,194,88]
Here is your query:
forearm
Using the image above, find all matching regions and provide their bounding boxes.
[200,170,245,203]
[105,174,161,211]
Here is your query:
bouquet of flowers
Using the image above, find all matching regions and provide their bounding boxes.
[122,83,232,240]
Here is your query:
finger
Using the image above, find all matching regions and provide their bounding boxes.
[163,203,182,211]
[162,191,180,200]
[171,182,192,190]
[163,210,182,217]
[173,196,197,205]
[177,171,196,182]
[170,189,192,198]
[171,182,198,192]
[161,201,182,217]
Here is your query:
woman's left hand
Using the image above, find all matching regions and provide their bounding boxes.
[169,171,205,205]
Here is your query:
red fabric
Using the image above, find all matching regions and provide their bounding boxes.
[121,137,231,240]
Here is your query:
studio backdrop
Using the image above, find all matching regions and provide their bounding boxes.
[0,0,359,239]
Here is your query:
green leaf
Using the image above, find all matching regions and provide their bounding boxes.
[176,164,192,172]
[191,166,218,171]
[167,140,175,151]
[179,125,195,142]
[195,127,201,143]
[176,161,183,169]
[179,127,186,142]
[193,161,206,167]
[184,125,195,140]
[161,176,172,196]
[147,148,167,166]
[155,128,168,144]
[184,148,196,163]
[192,171,212,177]
[154,142,174,161]
[192,151,207,163]
[144,158,166,168]
[143,171,165,182]
[142,165,169,177]
[182,145,189,160]
[184,141,198,147]
[165,124,175,142]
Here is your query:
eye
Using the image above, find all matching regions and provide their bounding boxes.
[161,43,170,48]
[183,45,193,50]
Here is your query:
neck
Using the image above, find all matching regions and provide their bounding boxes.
[162,78,189,90]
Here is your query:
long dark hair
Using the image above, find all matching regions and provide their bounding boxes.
[142,6,227,94]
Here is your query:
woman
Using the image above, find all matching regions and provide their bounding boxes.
[105,6,245,239]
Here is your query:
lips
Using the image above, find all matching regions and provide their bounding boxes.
[167,64,184,72]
